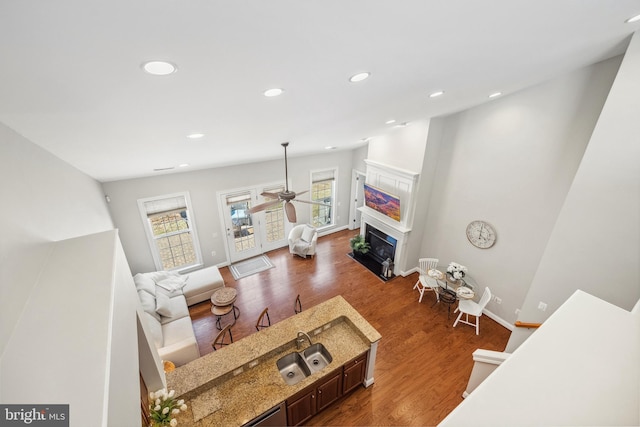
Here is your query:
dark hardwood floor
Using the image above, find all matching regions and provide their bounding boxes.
[188,229,510,426]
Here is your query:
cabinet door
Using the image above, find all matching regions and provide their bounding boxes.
[342,353,367,394]
[286,387,316,426]
[316,370,343,412]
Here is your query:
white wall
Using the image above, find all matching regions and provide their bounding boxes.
[103,149,364,274]
[1,231,141,426]
[439,291,639,426]
[418,55,621,325]
[0,122,114,358]
[367,119,429,173]
[507,31,640,350]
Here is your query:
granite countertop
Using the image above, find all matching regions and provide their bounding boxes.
[167,295,381,426]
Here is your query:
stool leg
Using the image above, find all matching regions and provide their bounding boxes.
[216,316,222,330]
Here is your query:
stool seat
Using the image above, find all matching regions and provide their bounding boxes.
[211,304,233,316]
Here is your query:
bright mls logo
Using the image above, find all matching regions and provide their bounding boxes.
[0,405,68,426]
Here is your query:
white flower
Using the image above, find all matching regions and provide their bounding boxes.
[155,398,161,406]
[180,404,187,411]
[154,405,161,412]
[172,408,180,415]
[149,391,156,400]
[168,389,175,398]
[162,407,170,415]
[170,419,178,427]
[177,399,184,406]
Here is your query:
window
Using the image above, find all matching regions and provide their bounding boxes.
[262,185,285,243]
[138,192,202,271]
[311,169,336,228]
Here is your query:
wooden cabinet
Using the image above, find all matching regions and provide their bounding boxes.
[342,353,367,394]
[287,369,342,426]
[316,369,343,412]
[286,352,368,426]
[286,385,316,427]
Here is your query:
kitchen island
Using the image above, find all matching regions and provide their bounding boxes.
[167,295,381,426]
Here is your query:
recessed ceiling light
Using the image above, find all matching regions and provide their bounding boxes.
[385,119,396,125]
[325,146,337,150]
[359,137,371,143]
[488,92,502,98]
[178,163,190,168]
[141,60,177,76]
[349,72,370,83]
[429,91,444,98]
[264,88,284,97]
[187,133,204,139]
[625,13,640,23]
[394,122,409,128]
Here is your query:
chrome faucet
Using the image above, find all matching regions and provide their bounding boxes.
[296,331,313,350]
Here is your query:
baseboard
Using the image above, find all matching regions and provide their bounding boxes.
[483,309,514,331]
[462,391,469,399]
[318,224,349,237]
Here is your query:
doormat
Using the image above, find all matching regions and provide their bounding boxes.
[229,255,274,280]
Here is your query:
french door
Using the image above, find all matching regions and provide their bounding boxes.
[220,185,289,263]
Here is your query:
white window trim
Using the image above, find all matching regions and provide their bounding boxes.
[310,167,338,230]
[137,191,203,272]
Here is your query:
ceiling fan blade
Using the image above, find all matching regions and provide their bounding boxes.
[284,201,297,223]
[294,189,308,197]
[293,199,331,207]
[261,191,280,199]
[248,199,281,214]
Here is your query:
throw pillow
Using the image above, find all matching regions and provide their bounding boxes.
[155,292,174,318]
[301,225,315,243]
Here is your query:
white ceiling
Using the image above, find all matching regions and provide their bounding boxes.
[1,1,639,182]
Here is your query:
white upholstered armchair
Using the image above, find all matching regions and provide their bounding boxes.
[288,224,318,258]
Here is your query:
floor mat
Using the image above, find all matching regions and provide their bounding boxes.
[229,255,274,280]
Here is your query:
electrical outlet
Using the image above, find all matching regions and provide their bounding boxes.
[314,328,322,335]
[233,367,243,376]
[494,297,502,304]
[515,308,521,315]
[211,251,216,257]
[323,323,331,330]
[538,302,547,311]
[248,359,259,369]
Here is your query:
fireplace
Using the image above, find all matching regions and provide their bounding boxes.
[366,224,397,264]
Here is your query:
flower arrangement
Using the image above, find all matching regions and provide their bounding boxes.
[446,262,468,280]
[149,388,187,427]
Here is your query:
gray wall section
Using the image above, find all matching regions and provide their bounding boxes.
[507,32,640,350]
[418,55,622,325]
[103,149,366,275]
[0,122,114,358]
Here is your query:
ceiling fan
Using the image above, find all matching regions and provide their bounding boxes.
[248,142,329,223]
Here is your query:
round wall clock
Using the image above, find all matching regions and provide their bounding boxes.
[466,220,497,249]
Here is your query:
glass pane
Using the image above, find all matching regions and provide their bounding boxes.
[311,180,333,227]
[229,199,256,252]
[155,232,196,270]
[265,202,285,243]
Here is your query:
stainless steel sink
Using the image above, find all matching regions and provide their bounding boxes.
[302,343,333,373]
[276,343,332,385]
[276,351,311,386]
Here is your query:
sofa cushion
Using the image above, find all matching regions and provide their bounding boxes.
[144,312,163,348]
[161,316,195,347]
[183,266,225,306]
[156,293,189,323]
[155,292,173,317]
[133,273,156,296]
[301,225,316,243]
[138,290,161,322]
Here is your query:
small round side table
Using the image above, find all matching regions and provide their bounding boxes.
[210,287,240,330]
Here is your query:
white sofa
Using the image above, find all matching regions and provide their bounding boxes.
[288,224,318,258]
[134,266,225,366]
